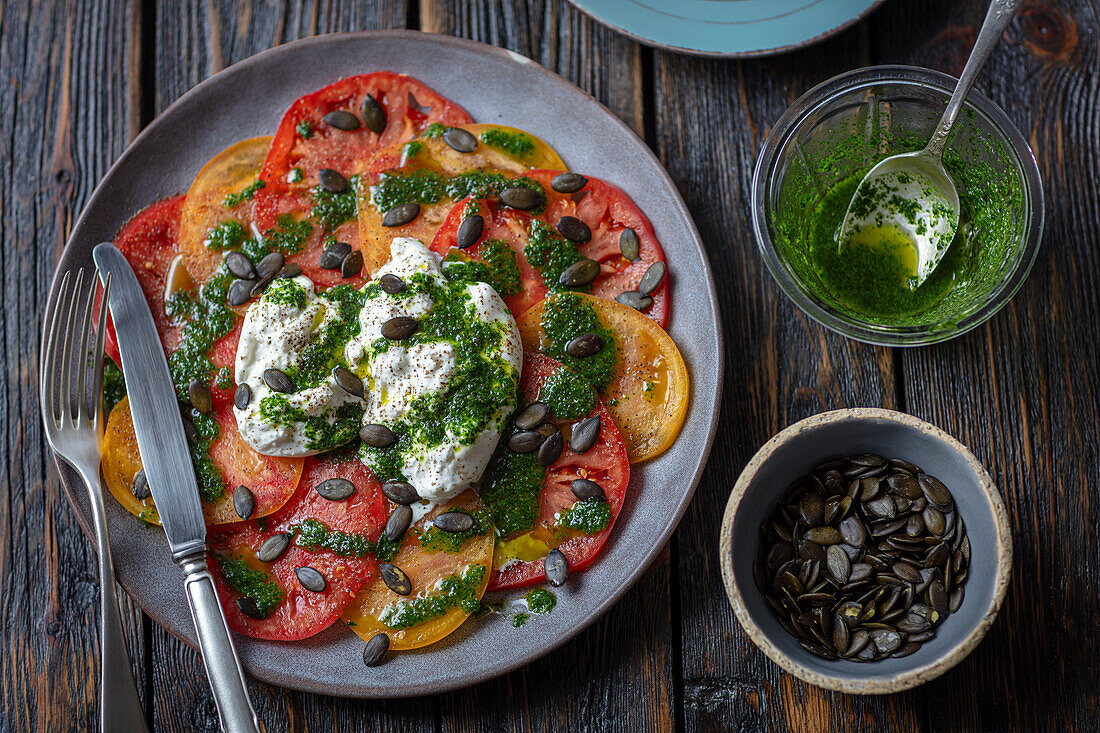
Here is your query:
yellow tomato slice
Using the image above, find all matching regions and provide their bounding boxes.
[179,137,272,282]
[518,293,689,462]
[102,396,160,524]
[356,124,566,276]
[343,491,494,650]
[100,397,304,525]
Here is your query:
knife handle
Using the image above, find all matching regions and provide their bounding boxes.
[178,552,261,733]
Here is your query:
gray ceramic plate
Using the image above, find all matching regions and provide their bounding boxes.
[49,30,723,697]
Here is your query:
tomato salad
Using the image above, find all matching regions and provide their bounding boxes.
[98,71,689,666]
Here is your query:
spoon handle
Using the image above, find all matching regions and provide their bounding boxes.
[925,0,1023,158]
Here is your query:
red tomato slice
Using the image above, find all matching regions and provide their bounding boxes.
[101,195,187,365]
[251,73,472,288]
[210,455,387,640]
[430,170,670,326]
[488,353,630,591]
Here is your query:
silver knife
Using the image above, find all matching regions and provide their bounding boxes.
[94,243,260,733]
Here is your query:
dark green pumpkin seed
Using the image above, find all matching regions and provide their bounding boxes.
[363,632,389,667]
[619,227,640,261]
[559,258,600,287]
[187,379,213,414]
[544,548,569,587]
[508,430,543,454]
[318,168,348,193]
[442,127,478,153]
[294,566,327,593]
[381,316,418,340]
[922,506,946,536]
[456,215,484,249]
[805,527,842,545]
[233,485,255,519]
[799,492,824,525]
[132,469,150,500]
[379,273,406,294]
[537,431,563,466]
[237,597,267,620]
[332,366,364,398]
[570,415,601,454]
[279,262,303,278]
[570,478,606,502]
[315,477,356,501]
[249,276,274,298]
[382,202,420,227]
[615,290,652,311]
[514,402,549,430]
[262,368,294,394]
[381,480,419,505]
[826,545,850,584]
[361,423,396,449]
[361,95,386,133]
[565,333,604,359]
[556,216,591,243]
[550,172,587,193]
[918,473,953,507]
[380,563,412,596]
[384,505,412,542]
[320,240,352,270]
[341,250,363,279]
[323,110,359,131]
[256,532,291,563]
[637,262,666,296]
[434,511,475,533]
[500,186,541,210]
[257,252,285,281]
[228,279,253,306]
[226,251,257,279]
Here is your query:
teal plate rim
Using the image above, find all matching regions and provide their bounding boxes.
[566,0,890,58]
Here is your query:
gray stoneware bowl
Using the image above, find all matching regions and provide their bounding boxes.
[47,31,723,697]
[719,408,1012,694]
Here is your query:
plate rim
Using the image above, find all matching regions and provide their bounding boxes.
[46,29,724,697]
[564,0,890,58]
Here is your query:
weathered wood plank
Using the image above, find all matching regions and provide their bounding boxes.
[0,1,148,730]
[874,0,1100,729]
[145,3,438,732]
[420,2,674,731]
[653,23,919,732]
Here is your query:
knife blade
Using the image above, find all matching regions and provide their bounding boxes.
[93,242,260,733]
[93,242,206,559]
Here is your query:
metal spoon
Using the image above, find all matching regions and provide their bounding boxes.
[838,0,1023,287]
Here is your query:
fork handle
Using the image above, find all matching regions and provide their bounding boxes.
[80,466,149,733]
[178,552,260,733]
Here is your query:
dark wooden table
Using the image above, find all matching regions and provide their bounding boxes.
[4,1,1098,730]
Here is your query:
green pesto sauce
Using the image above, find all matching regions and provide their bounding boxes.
[204,220,247,251]
[288,167,304,184]
[403,140,424,158]
[525,588,557,615]
[480,128,535,158]
[296,121,313,139]
[263,277,309,309]
[422,123,446,140]
[262,214,312,255]
[380,563,487,630]
[223,179,265,209]
[257,396,364,453]
[291,517,375,557]
[557,499,611,535]
[310,175,359,231]
[442,238,521,298]
[479,447,544,538]
[215,553,283,618]
[370,170,542,214]
[283,284,365,390]
[512,612,530,628]
[358,273,520,483]
[539,293,618,393]
[538,366,596,420]
[417,508,493,552]
[103,360,126,415]
[775,125,1025,326]
[524,220,586,292]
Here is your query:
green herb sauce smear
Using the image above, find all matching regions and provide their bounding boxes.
[540,294,618,392]
[215,553,283,618]
[379,563,487,630]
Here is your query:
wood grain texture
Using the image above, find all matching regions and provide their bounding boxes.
[653,23,911,733]
[873,0,1100,730]
[0,0,149,731]
[420,3,674,731]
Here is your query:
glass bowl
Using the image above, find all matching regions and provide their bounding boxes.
[751,66,1043,346]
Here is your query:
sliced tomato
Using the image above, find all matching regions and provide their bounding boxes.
[251,73,472,287]
[210,455,387,640]
[102,397,303,526]
[179,137,272,282]
[526,170,669,327]
[518,293,688,463]
[343,491,494,650]
[487,353,630,591]
[102,195,187,365]
[356,124,562,276]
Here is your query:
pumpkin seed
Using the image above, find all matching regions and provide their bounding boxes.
[331,365,364,398]
[279,263,303,278]
[315,477,356,501]
[559,258,600,287]
[384,504,412,542]
[319,240,352,270]
[619,227,640,260]
[362,423,396,449]
[256,532,291,563]
[132,469,150,500]
[434,511,475,533]
[514,402,550,430]
[456,215,484,249]
[237,597,267,620]
[233,485,255,519]
[615,290,652,311]
[381,480,419,505]
[380,563,412,596]
[381,316,418,340]
[544,548,569,587]
[187,379,213,414]
[294,566,327,593]
[323,110,359,131]
[556,216,591,243]
[318,168,348,193]
[570,478,606,502]
[228,278,253,306]
[508,430,543,454]
[565,333,604,359]
[362,632,389,667]
[379,273,406,294]
[361,94,386,133]
[570,416,601,454]
[341,250,363,279]
[382,202,420,227]
[257,252,285,281]
[538,431,564,466]
[637,262,666,296]
[500,186,541,210]
[226,251,257,280]
[443,127,478,153]
[262,368,294,394]
[551,172,588,193]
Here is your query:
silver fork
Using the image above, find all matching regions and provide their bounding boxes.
[41,269,149,733]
